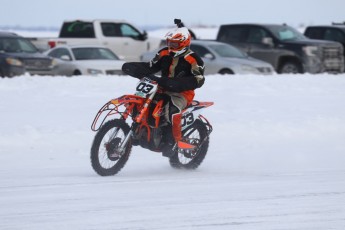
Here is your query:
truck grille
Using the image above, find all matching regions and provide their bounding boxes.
[23,59,52,70]
[322,47,344,72]
[323,47,342,59]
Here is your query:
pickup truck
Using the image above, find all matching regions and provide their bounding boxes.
[29,19,161,61]
[216,23,345,73]
[304,23,345,63]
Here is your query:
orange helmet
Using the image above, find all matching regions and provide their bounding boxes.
[165,27,191,56]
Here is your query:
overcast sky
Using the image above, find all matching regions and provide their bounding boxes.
[1,0,344,29]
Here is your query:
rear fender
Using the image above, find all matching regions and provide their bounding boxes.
[181,101,214,131]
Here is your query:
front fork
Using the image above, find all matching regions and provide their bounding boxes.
[117,90,157,153]
[117,113,146,153]
[117,129,134,153]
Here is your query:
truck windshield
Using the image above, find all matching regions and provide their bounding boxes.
[0,38,38,53]
[72,47,119,60]
[60,21,95,38]
[268,25,306,41]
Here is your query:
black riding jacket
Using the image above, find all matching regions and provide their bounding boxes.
[122,47,205,93]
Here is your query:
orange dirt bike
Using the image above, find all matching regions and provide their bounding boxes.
[90,76,213,176]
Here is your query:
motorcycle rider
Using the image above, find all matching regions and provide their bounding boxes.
[122,19,205,154]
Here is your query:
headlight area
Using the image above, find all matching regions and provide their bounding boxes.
[87,69,103,75]
[302,46,323,73]
[303,46,319,56]
[50,58,58,68]
[2,58,25,77]
[6,58,23,66]
[240,64,260,74]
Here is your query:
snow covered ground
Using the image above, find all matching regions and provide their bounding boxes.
[1,73,345,229]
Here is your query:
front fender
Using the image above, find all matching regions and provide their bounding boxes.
[91,95,145,131]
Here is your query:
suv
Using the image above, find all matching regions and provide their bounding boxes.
[216,23,344,73]
[0,32,56,77]
[304,23,345,62]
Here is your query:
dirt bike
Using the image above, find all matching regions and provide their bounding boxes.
[90,76,214,176]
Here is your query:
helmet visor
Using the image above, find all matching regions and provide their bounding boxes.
[166,39,182,50]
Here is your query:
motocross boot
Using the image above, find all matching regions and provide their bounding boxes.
[161,125,176,157]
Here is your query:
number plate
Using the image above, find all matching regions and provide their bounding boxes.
[135,78,158,98]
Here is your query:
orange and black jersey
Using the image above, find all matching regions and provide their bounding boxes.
[122,47,205,95]
[150,47,204,79]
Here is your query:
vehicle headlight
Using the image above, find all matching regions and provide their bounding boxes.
[87,69,103,75]
[6,58,23,66]
[240,64,258,73]
[50,58,58,67]
[303,46,318,56]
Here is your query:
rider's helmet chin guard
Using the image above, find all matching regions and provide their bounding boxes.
[165,27,191,57]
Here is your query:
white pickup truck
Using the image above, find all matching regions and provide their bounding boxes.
[29,19,162,61]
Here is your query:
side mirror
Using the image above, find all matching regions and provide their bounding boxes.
[204,53,215,60]
[140,31,148,41]
[60,55,71,61]
[118,55,125,60]
[262,37,274,47]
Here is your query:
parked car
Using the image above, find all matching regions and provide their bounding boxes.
[141,40,275,75]
[0,31,57,77]
[44,45,125,76]
[216,23,344,73]
[304,23,345,68]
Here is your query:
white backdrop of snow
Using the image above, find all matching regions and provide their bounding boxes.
[1,73,345,229]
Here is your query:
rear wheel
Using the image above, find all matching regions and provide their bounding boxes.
[90,119,132,176]
[219,69,234,75]
[169,120,209,169]
[73,70,82,75]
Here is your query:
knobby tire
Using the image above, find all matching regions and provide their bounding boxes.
[90,119,132,176]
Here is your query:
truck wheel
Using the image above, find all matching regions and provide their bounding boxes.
[73,70,82,76]
[219,69,234,75]
[279,62,302,74]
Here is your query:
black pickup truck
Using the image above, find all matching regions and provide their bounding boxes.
[304,23,345,63]
[216,23,344,73]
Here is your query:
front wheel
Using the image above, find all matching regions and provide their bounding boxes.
[279,61,302,74]
[169,120,210,169]
[90,119,132,176]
